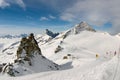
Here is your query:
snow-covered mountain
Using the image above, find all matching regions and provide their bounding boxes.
[0,22,120,80]
[72,21,96,33]
[0,33,59,76]
[58,21,96,39]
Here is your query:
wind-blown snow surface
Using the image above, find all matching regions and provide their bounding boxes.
[1,56,120,80]
[0,31,120,80]
[0,38,20,63]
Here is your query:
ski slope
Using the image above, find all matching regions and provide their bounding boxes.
[0,24,120,80]
[1,55,120,80]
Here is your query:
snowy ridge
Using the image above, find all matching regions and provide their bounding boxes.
[35,34,53,45]
[56,21,96,39]
[1,54,60,76]
[0,22,120,79]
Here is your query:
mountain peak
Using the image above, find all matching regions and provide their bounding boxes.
[79,21,89,27]
[60,21,96,39]
[80,21,87,24]
[73,21,96,34]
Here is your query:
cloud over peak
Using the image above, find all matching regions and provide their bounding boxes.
[60,0,120,34]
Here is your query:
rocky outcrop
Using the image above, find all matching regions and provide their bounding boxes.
[55,45,63,53]
[46,29,59,38]
[16,33,42,59]
[1,33,60,76]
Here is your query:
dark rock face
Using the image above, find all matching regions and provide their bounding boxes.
[46,29,59,38]
[55,45,63,53]
[2,33,42,76]
[17,33,42,59]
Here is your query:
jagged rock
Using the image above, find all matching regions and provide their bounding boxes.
[16,33,42,66]
[2,33,60,76]
[46,29,59,38]
[55,45,63,53]
[17,33,42,59]
[0,64,3,72]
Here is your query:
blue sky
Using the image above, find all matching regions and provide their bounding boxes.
[0,0,119,34]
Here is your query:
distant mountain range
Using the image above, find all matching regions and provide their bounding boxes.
[0,34,28,39]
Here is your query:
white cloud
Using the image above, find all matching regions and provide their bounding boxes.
[15,0,26,9]
[49,15,56,19]
[60,0,120,34]
[40,17,49,21]
[40,15,56,21]
[0,0,10,8]
[60,13,75,22]
[0,0,25,9]
[35,0,78,11]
